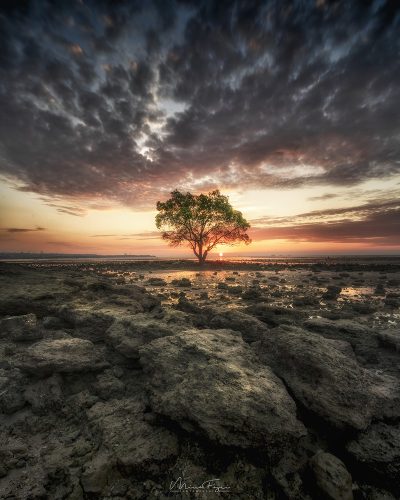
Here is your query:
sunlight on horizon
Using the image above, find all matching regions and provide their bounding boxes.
[1,174,399,255]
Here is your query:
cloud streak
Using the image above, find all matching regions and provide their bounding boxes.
[251,198,400,246]
[3,227,46,233]
[91,231,161,240]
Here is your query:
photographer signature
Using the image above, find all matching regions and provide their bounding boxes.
[169,477,230,493]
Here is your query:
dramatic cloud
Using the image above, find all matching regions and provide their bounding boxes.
[0,0,399,209]
[251,197,400,246]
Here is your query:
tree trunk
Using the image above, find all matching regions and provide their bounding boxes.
[197,242,204,265]
[198,249,208,265]
[196,240,208,265]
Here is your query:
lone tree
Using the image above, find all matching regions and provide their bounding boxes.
[156,190,251,264]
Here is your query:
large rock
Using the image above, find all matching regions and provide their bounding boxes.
[309,451,353,500]
[0,368,26,414]
[80,451,114,494]
[208,310,269,343]
[56,306,114,342]
[86,398,178,471]
[347,423,400,485]
[257,326,400,430]
[24,373,63,414]
[112,284,162,309]
[377,330,400,352]
[0,296,56,318]
[271,444,312,498]
[42,316,66,330]
[13,337,108,375]
[245,304,304,327]
[93,370,125,399]
[304,317,373,341]
[303,317,379,361]
[106,317,174,359]
[139,328,306,448]
[0,313,43,341]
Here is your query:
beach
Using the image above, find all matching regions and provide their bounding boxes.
[0,258,399,498]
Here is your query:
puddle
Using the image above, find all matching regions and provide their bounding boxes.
[341,287,375,299]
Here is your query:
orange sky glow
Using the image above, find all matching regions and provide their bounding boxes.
[1,176,399,256]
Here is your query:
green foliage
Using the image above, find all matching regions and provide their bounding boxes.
[156,190,251,263]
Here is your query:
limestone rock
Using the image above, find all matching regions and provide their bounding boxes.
[0,368,26,414]
[257,326,400,430]
[208,310,269,343]
[0,313,43,341]
[309,451,353,500]
[347,423,400,485]
[106,317,174,359]
[93,370,125,399]
[24,373,63,414]
[245,304,304,327]
[377,330,400,352]
[87,398,178,471]
[56,306,114,342]
[139,328,306,448]
[81,451,114,494]
[13,337,108,375]
[303,317,379,361]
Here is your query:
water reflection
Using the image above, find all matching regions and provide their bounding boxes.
[18,260,400,328]
[341,287,375,299]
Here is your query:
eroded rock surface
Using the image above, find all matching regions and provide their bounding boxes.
[257,326,400,430]
[347,422,400,485]
[208,309,269,342]
[86,397,179,472]
[309,451,353,500]
[105,316,174,359]
[139,328,306,448]
[0,313,43,341]
[13,337,108,376]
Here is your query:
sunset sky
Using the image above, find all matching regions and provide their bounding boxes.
[0,0,399,257]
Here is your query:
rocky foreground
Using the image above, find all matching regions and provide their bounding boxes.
[0,260,399,499]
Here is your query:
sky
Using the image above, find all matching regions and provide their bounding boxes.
[0,0,399,257]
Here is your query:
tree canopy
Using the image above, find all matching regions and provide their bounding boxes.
[155,190,251,263]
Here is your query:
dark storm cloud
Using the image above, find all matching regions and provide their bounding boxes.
[250,197,400,246]
[0,0,399,209]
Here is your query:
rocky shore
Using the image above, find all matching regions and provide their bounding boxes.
[0,260,399,499]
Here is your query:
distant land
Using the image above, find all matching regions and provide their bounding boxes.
[0,253,157,260]
[1,253,399,263]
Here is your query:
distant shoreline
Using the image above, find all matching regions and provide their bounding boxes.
[0,253,157,261]
[1,256,400,272]
[0,253,399,262]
